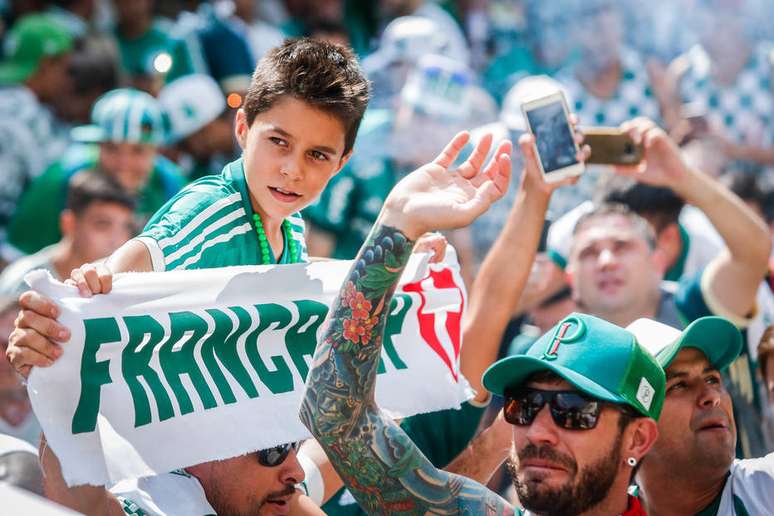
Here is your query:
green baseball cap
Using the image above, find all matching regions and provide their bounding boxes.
[0,14,73,85]
[483,312,666,420]
[71,88,169,146]
[626,316,742,371]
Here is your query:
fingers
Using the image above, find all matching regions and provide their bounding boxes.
[15,307,69,342]
[433,131,470,169]
[478,140,512,183]
[19,290,60,319]
[620,117,658,145]
[456,133,493,179]
[6,327,61,375]
[414,233,448,263]
[70,262,113,297]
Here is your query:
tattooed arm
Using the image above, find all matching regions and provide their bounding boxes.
[300,132,515,514]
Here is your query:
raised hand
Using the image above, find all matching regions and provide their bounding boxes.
[615,118,691,191]
[380,132,512,240]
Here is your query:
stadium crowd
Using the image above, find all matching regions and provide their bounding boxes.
[0,0,774,514]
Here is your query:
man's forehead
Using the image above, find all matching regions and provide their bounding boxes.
[573,215,645,247]
[666,348,714,377]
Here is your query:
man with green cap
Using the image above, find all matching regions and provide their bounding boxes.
[0,14,74,265]
[628,316,774,515]
[6,88,184,256]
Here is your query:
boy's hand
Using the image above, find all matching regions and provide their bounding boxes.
[380,132,512,240]
[615,118,691,192]
[65,262,114,297]
[6,291,70,378]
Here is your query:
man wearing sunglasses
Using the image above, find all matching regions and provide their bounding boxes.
[481,312,663,515]
[39,437,314,515]
[628,316,774,515]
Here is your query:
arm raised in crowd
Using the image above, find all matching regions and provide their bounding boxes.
[300,132,515,514]
[462,131,584,402]
[618,118,771,318]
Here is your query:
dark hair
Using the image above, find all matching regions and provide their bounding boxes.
[66,169,136,216]
[573,203,657,250]
[596,175,684,234]
[719,169,764,206]
[243,38,370,156]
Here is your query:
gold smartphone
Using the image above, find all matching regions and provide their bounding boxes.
[582,127,643,166]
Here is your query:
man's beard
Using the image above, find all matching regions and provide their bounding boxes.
[507,432,623,516]
[207,482,296,516]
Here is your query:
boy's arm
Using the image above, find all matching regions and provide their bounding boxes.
[300,132,515,514]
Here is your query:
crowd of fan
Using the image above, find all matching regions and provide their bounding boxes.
[1,0,774,514]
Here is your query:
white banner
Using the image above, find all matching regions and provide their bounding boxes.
[26,251,471,486]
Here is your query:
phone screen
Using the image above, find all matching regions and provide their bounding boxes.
[526,101,578,173]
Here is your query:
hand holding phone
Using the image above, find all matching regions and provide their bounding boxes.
[521,91,585,183]
[583,127,644,166]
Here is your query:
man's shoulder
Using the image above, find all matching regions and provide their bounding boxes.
[726,454,774,514]
[0,246,58,297]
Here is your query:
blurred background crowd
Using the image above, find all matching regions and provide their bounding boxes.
[2,0,774,504]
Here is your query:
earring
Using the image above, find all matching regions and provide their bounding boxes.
[627,457,637,467]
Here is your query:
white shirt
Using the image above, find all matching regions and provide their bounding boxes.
[714,454,774,515]
[110,470,216,516]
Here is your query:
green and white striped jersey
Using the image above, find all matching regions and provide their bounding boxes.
[697,453,774,516]
[137,158,307,271]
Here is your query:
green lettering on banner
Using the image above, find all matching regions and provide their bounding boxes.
[122,315,174,426]
[244,304,294,394]
[160,312,218,415]
[381,294,411,371]
[72,318,119,434]
[285,300,328,380]
[199,307,258,403]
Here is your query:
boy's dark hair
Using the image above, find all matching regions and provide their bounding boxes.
[596,175,684,234]
[573,203,657,251]
[243,38,370,156]
[66,169,136,216]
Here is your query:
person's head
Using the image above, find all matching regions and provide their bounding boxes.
[72,88,167,193]
[695,0,752,58]
[484,313,663,515]
[529,286,577,334]
[0,14,73,104]
[159,74,233,161]
[757,325,774,405]
[524,0,574,68]
[719,169,765,220]
[597,175,685,272]
[391,53,496,167]
[628,317,740,483]
[572,0,622,72]
[187,442,304,515]
[61,170,136,262]
[567,204,662,325]
[56,38,120,124]
[235,38,369,222]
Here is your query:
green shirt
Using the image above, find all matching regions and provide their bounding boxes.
[7,146,185,255]
[116,19,175,77]
[138,158,307,271]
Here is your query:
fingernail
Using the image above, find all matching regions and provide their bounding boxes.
[50,307,59,318]
[58,329,68,339]
[45,359,54,366]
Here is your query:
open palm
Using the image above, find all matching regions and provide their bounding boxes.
[383,132,512,239]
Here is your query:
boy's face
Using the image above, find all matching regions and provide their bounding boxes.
[235,97,351,222]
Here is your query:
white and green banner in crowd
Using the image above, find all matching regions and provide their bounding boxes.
[25,251,472,486]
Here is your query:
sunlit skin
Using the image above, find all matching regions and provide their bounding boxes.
[645,348,735,474]
[508,377,658,516]
[234,96,351,256]
[98,142,156,194]
[637,348,736,516]
[65,202,136,265]
[187,449,305,516]
[568,214,663,326]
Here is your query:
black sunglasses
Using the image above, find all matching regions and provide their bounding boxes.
[256,442,299,467]
[504,388,603,430]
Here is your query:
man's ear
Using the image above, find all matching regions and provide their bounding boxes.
[625,417,660,463]
[335,151,352,176]
[234,109,249,150]
[60,210,75,237]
